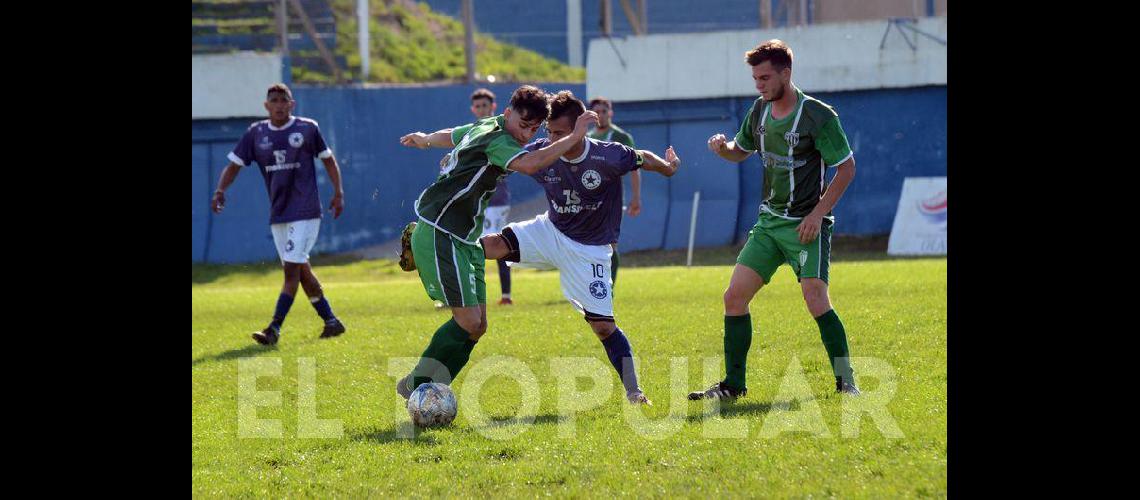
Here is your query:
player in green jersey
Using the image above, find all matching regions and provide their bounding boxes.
[587,97,640,288]
[688,40,861,400]
[394,85,599,398]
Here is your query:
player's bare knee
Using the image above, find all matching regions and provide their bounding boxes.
[468,320,488,340]
[453,310,486,339]
[723,289,750,315]
[282,263,303,282]
[801,280,831,315]
[806,298,831,317]
[479,235,506,259]
[589,321,616,339]
[455,316,480,335]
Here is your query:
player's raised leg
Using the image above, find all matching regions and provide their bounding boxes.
[479,229,515,262]
[299,263,345,338]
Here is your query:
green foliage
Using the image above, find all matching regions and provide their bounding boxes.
[312,0,585,83]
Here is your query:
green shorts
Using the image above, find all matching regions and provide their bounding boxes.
[411,221,486,307]
[737,211,833,284]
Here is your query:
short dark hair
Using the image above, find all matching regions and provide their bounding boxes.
[548,90,585,125]
[267,83,293,100]
[745,39,793,70]
[509,85,550,123]
[471,88,495,103]
[588,97,612,110]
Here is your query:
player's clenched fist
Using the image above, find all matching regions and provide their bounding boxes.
[573,110,599,136]
[707,133,728,153]
[211,191,226,214]
[400,132,431,149]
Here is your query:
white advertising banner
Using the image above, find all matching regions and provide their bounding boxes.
[887,177,947,256]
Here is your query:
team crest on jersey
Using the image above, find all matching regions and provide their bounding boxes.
[784,131,800,148]
[289,132,304,148]
[798,250,808,267]
[581,170,602,190]
[258,136,272,150]
[589,280,608,299]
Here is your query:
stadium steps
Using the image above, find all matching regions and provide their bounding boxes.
[192,0,337,74]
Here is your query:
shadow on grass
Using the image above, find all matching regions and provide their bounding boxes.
[685,400,777,422]
[192,343,278,367]
[479,413,565,428]
[191,253,375,285]
[348,424,440,445]
[348,413,565,446]
[194,235,940,286]
[619,234,939,268]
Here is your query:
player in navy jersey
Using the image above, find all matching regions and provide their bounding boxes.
[480,91,681,405]
[210,83,347,346]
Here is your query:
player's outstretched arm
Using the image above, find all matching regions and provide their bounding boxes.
[639,146,681,177]
[509,111,599,175]
[211,162,243,214]
[707,133,753,163]
[399,129,456,150]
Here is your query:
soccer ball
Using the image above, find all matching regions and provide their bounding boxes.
[407,382,457,428]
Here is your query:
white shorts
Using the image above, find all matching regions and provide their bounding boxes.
[270,218,320,264]
[506,213,615,320]
[482,205,510,236]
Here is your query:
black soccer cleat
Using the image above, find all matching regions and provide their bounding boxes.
[319,319,346,339]
[687,381,747,401]
[396,374,414,400]
[836,376,861,395]
[252,326,280,346]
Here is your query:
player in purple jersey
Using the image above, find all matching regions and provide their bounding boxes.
[210,83,347,346]
[480,91,680,405]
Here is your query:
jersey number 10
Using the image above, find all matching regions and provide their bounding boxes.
[592,264,604,278]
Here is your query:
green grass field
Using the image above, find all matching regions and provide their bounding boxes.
[192,253,946,497]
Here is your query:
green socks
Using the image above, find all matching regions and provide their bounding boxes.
[446,339,478,384]
[723,314,753,390]
[815,309,853,380]
[411,318,476,387]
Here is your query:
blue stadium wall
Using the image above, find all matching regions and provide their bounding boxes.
[192,84,945,263]
[193,83,582,264]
